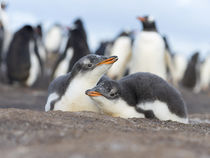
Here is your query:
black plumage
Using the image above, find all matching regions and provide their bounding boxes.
[182,52,200,89]
[51,18,90,78]
[6,25,42,85]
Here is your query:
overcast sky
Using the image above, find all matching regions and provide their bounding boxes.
[5,0,210,58]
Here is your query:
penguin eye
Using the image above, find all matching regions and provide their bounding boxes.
[88,63,92,68]
[110,93,115,97]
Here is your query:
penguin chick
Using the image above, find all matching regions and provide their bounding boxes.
[45,54,118,112]
[86,72,188,124]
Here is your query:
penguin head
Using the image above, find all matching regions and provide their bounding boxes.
[71,54,118,79]
[137,15,157,31]
[70,18,87,41]
[19,25,35,40]
[85,80,121,112]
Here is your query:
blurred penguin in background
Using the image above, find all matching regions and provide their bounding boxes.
[130,15,166,80]
[107,31,132,80]
[44,24,63,54]
[162,36,175,82]
[0,1,12,57]
[35,24,46,62]
[182,52,200,92]
[95,40,113,56]
[172,54,187,86]
[6,25,43,87]
[198,54,210,92]
[0,21,4,66]
[51,18,91,79]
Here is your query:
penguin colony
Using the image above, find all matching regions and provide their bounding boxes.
[0,4,209,124]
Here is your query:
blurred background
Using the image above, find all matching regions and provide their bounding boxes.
[6,0,210,58]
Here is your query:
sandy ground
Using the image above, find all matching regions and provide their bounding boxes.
[0,81,209,158]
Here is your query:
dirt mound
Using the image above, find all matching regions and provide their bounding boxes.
[0,108,210,158]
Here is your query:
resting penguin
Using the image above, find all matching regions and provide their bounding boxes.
[86,72,188,124]
[45,54,118,112]
[6,25,43,86]
[51,19,91,79]
[130,16,166,80]
[107,31,132,80]
[182,52,200,90]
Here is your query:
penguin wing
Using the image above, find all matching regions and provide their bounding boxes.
[48,73,70,97]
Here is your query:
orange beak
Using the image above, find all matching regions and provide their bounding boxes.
[86,91,102,97]
[137,16,145,22]
[97,56,118,66]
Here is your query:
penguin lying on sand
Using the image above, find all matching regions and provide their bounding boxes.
[86,72,188,124]
[45,54,118,112]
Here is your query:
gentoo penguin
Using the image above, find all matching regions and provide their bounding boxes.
[35,24,46,62]
[86,72,188,124]
[44,24,63,54]
[95,41,113,56]
[182,52,200,90]
[0,21,4,66]
[130,16,166,80]
[162,36,175,82]
[6,25,43,86]
[51,19,91,79]
[0,1,12,56]
[198,54,210,91]
[172,54,187,85]
[45,54,118,112]
[107,31,132,80]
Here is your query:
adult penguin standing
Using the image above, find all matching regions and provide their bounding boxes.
[130,16,166,80]
[52,18,91,79]
[182,52,200,90]
[6,25,43,86]
[107,31,132,80]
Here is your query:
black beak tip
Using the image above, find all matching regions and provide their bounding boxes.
[85,90,89,95]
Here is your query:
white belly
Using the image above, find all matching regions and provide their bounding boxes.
[130,32,166,79]
[54,74,100,112]
[138,100,188,124]
[54,48,74,78]
[25,41,40,86]
[44,26,63,53]
[107,36,132,80]
[173,54,187,83]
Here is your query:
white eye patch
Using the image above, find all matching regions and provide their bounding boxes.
[148,16,154,22]
[83,59,90,65]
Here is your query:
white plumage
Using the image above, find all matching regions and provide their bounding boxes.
[25,41,41,86]
[44,25,63,53]
[107,36,132,80]
[130,31,166,79]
